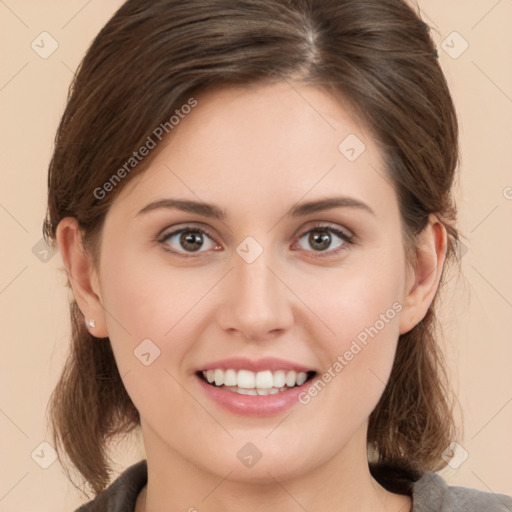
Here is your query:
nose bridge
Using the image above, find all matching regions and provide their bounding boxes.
[219,242,292,339]
[236,249,274,300]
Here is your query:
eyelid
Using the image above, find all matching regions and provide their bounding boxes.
[291,222,355,258]
[157,221,216,239]
[157,223,220,248]
[157,221,355,257]
[295,221,354,242]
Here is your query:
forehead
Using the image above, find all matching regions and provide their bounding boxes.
[110,80,396,224]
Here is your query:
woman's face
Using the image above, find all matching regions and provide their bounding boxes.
[91,81,417,481]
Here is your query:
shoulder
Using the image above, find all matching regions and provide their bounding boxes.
[412,471,512,512]
[73,460,147,512]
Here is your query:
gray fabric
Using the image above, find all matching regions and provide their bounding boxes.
[411,471,512,511]
[74,460,147,512]
[74,459,512,511]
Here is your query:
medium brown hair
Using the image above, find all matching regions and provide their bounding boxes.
[43,0,461,498]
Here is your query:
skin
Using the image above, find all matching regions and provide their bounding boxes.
[57,80,447,512]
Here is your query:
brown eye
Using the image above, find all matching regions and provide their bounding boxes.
[295,225,354,256]
[159,226,220,256]
[179,231,205,252]
[307,229,332,251]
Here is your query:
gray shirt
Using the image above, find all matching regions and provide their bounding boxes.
[74,460,512,511]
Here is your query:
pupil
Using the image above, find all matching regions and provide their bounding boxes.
[310,230,330,251]
[181,231,203,252]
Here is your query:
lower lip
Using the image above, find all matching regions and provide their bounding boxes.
[195,374,313,416]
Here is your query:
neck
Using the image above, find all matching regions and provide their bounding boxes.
[139,423,411,512]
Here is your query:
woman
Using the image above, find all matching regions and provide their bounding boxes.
[43,0,512,510]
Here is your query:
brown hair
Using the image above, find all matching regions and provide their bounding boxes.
[43,0,461,498]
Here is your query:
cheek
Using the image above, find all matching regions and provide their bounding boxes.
[308,247,404,347]
[302,249,405,408]
[100,244,211,338]
[97,249,211,433]
[97,245,222,403]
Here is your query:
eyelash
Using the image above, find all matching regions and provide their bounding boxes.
[157,222,355,259]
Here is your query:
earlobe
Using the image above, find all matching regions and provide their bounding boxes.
[399,215,448,335]
[56,217,108,338]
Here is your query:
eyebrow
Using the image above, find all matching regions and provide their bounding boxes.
[136,196,375,220]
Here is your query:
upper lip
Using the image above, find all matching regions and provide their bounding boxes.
[196,357,316,374]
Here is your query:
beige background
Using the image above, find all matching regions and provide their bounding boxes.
[1,0,511,510]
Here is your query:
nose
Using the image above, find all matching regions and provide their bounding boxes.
[216,248,294,342]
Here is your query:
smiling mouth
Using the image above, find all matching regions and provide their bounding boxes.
[197,368,317,395]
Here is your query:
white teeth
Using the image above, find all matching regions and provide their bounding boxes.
[235,387,257,395]
[273,370,286,388]
[237,369,255,389]
[285,370,297,387]
[214,369,224,386]
[296,372,307,386]
[255,370,273,389]
[201,368,312,391]
[222,386,287,395]
[224,368,237,386]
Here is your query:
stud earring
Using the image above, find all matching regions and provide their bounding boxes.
[85,318,96,328]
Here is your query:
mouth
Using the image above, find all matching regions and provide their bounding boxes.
[196,368,317,396]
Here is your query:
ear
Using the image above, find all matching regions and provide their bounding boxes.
[56,217,108,338]
[399,214,448,335]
